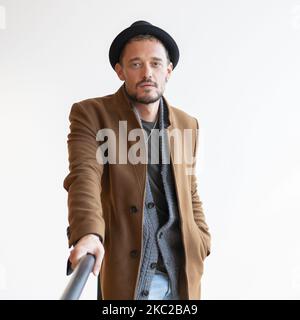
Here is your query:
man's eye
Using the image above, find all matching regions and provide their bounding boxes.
[132,63,140,67]
[152,62,161,67]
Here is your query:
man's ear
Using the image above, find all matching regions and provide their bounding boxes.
[166,61,173,82]
[115,63,125,81]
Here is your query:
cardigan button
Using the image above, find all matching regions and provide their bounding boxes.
[150,262,157,269]
[130,206,138,213]
[159,232,163,239]
[130,250,139,258]
[147,202,155,209]
[142,290,149,296]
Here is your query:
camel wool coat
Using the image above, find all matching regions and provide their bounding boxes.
[63,83,211,299]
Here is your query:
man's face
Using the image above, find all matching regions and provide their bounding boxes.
[114,39,173,104]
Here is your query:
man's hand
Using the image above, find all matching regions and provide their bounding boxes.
[68,234,104,276]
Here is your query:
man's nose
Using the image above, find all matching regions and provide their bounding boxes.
[141,63,153,78]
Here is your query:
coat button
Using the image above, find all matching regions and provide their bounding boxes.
[130,250,139,258]
[147,202,155,209]
[150,262,157,269]
[159,232,163,239]
[130,206,138,213]
[142,290,149,296]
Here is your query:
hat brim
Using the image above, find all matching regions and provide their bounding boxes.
[109,24,179,70]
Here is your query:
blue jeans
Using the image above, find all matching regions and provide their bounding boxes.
[148,270,173,300]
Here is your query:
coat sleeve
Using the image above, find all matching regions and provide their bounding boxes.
[191,117,211,258]
[63,102,105,248]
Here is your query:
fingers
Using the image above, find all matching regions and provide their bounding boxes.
[69,247,86,270]
[92,246,105,276]
[68,237,105,276]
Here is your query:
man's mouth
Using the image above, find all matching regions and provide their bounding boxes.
[140,83,155,87]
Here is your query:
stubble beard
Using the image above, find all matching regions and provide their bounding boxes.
[125,84,164,105]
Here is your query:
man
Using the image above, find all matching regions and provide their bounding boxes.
[63,20,211,300]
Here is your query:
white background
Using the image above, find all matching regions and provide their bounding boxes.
[0,0,299,299]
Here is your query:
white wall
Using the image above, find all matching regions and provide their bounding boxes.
[0,0,299,299]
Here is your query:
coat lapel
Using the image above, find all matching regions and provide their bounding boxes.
[112,83,181,203]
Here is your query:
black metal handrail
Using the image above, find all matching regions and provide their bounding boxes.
[61,253,100,300]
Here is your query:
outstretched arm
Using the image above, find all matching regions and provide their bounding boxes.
[63,102,105,274]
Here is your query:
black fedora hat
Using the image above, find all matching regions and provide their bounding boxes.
[109,20,179,70]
